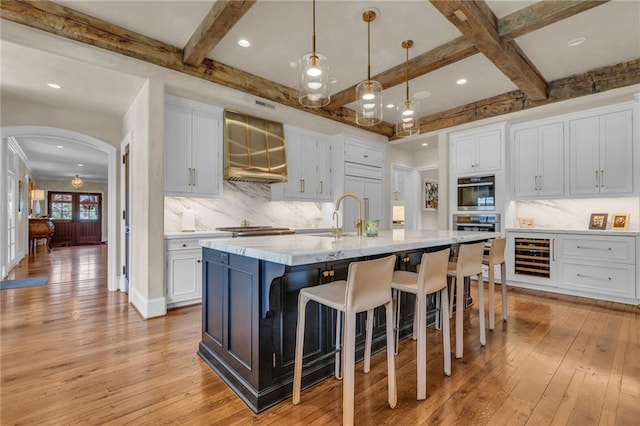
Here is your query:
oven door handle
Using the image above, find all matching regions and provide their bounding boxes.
[455,223,495,227]
[457,182,494,188]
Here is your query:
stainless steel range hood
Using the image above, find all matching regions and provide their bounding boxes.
[223,110,288,183]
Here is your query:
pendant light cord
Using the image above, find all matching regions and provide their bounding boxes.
[367,18,371,81]
[405,45,409,101]
[311,0,316,56]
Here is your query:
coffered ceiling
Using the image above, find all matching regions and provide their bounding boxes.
[1,0,639,160]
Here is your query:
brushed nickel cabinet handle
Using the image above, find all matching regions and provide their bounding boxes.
[595,170,599,188]
[320,181,323,194]
[600,170,605,188]
[299,179,304,193]
[577,273,611,281]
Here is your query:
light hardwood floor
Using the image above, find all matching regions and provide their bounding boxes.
[2,245,639,425]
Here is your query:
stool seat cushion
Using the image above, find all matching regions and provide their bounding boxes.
[300,281,347,312]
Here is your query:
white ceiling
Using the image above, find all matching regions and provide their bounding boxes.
[2,0,640,174]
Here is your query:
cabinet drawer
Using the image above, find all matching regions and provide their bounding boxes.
[559,235,635,263]
[559,261,635,298]
[166,239,201,251]
[344,139,384,166]
[345,162,383,180]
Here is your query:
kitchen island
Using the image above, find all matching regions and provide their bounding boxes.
[197,230,497,413]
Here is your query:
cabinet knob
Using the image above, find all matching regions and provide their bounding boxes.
[322,271,330,278]
[363,154,369,158]
[182,243,187,247]
[197,260,201,263]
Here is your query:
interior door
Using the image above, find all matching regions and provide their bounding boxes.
[49,192,102,246]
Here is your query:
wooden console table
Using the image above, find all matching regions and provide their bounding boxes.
[29,218,55,253]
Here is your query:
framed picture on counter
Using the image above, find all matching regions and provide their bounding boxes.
[588,213,608,230]
[611,213,630,230]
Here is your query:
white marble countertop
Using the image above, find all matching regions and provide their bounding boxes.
[199,229,498,266]
[165,230,232,240]
[505,227,640,236]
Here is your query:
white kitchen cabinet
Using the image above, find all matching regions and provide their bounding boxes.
[344,175,383,233]
[558,234,636,300]
[165,238,202,307]
[569,109,633,195]
[507,229,638,304]
[451,129,502,175]
[271,126,331,201]
[343,135,385,167]
[165,95,223,197]
[513,122,564,198]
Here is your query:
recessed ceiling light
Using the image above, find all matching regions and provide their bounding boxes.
[386,103,395,109]
[413,91,431,99]
[56,145,64,149]
[77,163,84,167]
[47,83,62,89]
[422,143,429,146]
[456,78,467,85]
[289,61,299,69]
[567,37,586,47]
[329,77,338,84]
[238,39,250,48]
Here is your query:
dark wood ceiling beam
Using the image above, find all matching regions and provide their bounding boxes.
[326,0,608,111]
[0,0,394,136]
[183,0,256,66]
[430,0,548,101]
[389,58,640,139]
[499,1,610,40]
[326,37,477,111]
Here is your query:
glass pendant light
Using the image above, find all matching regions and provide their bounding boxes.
[299,0,330,108]
[356,10,382,126]
[396,40,420,137]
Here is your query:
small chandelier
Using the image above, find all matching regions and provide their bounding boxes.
[71,174,84,189]
[298,0,330,108]
[396,40,420,137]
[356,10,382,126]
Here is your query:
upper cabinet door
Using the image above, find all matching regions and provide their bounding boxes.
[475,130,502,172]
[513,127,539,198]
[452,135,477,174]
[165,102,192,194]
[537,122,565,197]
[599,110,633,194]
[191,109,222,197]
[570,116,601,195]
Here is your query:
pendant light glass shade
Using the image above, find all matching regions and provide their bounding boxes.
[356,10,382,126]
[299,0,330,108]
[396,40,420,137]
[71,174,84,189]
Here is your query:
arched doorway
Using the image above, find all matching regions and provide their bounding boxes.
[1,126,118,291]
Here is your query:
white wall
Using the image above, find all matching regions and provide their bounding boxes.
[122,79,166,317]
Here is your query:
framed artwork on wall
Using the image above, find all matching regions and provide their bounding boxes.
[423,179,438,211]
[611,213,630,230]
[588,213,608,230]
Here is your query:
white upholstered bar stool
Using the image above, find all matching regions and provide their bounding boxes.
[447,241,486,359]
[483,237,508,330]
[292,255,397,425]
[387,248,451,400]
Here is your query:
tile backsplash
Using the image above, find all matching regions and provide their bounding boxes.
[515,197,640,230]
[165,181,333,232]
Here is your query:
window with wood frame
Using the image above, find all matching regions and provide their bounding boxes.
[48,192,101,222]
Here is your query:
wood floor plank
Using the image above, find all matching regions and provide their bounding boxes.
[2,246,639,425]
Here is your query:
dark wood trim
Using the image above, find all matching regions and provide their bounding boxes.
[183,0,256,66]
[429,0,548,101]
[394,58,640,138]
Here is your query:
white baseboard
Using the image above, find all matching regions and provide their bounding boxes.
[129,285,167,318]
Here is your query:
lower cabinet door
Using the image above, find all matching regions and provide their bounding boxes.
[166,249,202,306]
[559,261,636,299]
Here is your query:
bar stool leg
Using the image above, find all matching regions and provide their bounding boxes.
[478,273,486,346]
[393,289,401,355]
[455,270,464,359]
[292,294,309,405]
[412,295,418,340]
[441,287,451,376]
[342,312,357,425]
[416,292,427,400]
[385,300,397,408]
[488,263,496,330]
[364,309,374,373]
[335,310,342,379]
[501,262,508,322]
